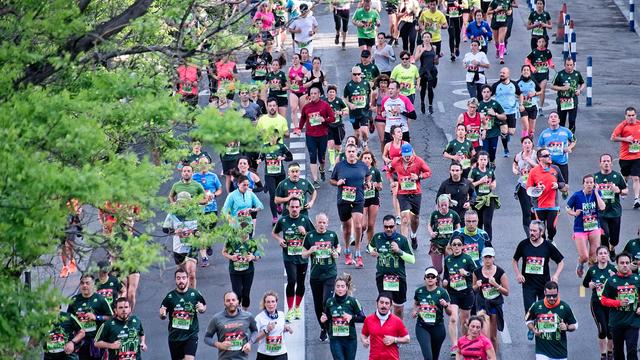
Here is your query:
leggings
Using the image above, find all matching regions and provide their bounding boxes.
[306,135,328,165]
[257,353,288,360]
[534,209,559,241]
[310,277,336,325]
[284,262,308,298]
[590,300,612,340]
[265,174,286,217]
[555,163,569,185]
[612,325,639,360]
[482,136,499,163]
[334,9,349,33]
[516,185,533,237]
[558,106,578,133]
[415,323,447,360]
[505,15,514,45]
[601,216,622,248]
[447,17,462,53]
[399,21,417,54]
[230,271,254,308]
[522,283,545,313]
[477,204,494,240]
[466,82,484,102]
[419,76,436,106]
[329,337,357,360]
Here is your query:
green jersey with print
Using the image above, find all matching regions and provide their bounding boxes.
[583,263,616,302]
[96,276,124,309]
[274,178,316,216]
[225,238,259,274]
[594,171,627,218]
[357,62,380,84]
[444,253,476,292]
[624,239,640,271]
[369,232,413,278]
[603,273,640,328]
[170,181,205,200]
[324,296,363,339]
[352,8,380,39]
[44,312,82,357]
[67,293,113,338]
[443,139,474,169]
[266,71,288,97]
[343,80,371,118]
[161,288,206,342]
[479,99,505,139]
[469,167,495,195]
[272,0,288,17]
[528,11,551,37]
[303,230,339,280]
[526,300,577,359]
[364,167,383,200]
[552,70,584,103]
[95,316,144,360]
[274,214,316,264]
[327,97,348,125]
[429,210,460,246]
[527,48,553,74]
[261,143,290,177]
[391,65,420,96]
[414,286,450,326]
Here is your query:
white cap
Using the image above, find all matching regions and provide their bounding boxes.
[481,247,496,258]
[424,267,439,277]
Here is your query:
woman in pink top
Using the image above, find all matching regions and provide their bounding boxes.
[214,54,237,100]
[456,316,496,360]
[253,2,275,32]
[288,53,308,128]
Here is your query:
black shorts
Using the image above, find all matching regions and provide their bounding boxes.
[383,131,410,144]
[274,95,288,107]
[364,196,380,207]
[221,159,237,175]
[520,106,538,119]
[398,193,422,215]
[350,114,369,130]
[328,124,346,145]
[375,275,407,305]
[620,159,640,177]
[358,37,375,47]
[274,16,286,28]
[337,201,365,222]
[169,338,198,360]
[386,2,398,14]
[449,289,474,310]
[491,17,509,29]
[173,251,197,266]
[505,113,517,128]
[481,2,490,14]
[532,71,549,83]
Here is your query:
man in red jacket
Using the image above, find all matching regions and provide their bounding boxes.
[389,143,432,250]
[295,87,336,188]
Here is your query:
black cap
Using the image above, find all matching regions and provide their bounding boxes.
[97,260,111,272]
[299,3,309,13]
[361,49,371,57]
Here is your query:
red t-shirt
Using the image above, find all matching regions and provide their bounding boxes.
[361,314,408,360]
[526,164,563,209]
[389,155,432,195]
[457,334,493,360]
[177,65,198,96]
[611,120,640,160]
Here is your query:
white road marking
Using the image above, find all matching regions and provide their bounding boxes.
[284,282,306,360]
[437,101,445,113]
[500,322,512,344]
[289,141,306,149]
[292,152,305,160]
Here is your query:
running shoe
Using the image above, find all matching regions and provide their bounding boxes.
[527,329,534,340]
[420,102,425,114]
[428,105,434,114]
[450,54,456,62]
[411,236,418,250]
[499,58,505,65]
[319,329,328,342]
[335,34,340,45]
[286,308,295,323]
[355,256,364,268]
[576,262,585,278]
[341,42,346,51]
[313,180,320,189]
[294,307,302,319]
[201,257,210,267]
[634,198,640,209]
[503,150,510,158]
[344,253,354,266]
[455,48,460,57]
[319,167,325,181]
[59,266,70,278]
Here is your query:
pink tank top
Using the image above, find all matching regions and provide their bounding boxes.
[288,65,306,94]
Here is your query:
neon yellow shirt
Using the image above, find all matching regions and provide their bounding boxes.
[419,10,447,42]
[391,64,420,96]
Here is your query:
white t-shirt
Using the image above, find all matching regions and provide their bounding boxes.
[382,95,414,133]
[162,214,197,253]
[462,51,489,83]
[289,16,318,43]
[255,310,288,356]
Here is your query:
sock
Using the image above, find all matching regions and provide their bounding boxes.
[355,250,361,257]
[287,296,294,310]
[344,248,351,254]
[501,134,510,152]
[499,43,505,58]
[328,149,336,166]
[295,295,303,308]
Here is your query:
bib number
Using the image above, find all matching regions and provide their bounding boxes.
[462,243,480,261]
[383,274,400,291]
[532,27,544,36]
[537,313,558,333]
[400,177,417,191]
[315,241,332,259]
[309,113,324,126]
[582,214,598,232]
[419,304,437,323]
[266,159,282,174]
[332,316,350,336]
[482,284,500,299]
[559,97,575,111]
[266,335,283,352]
[287,238,304,256]
[496,13,507,22]
[172,312,192,330]
[630,141,640,153]
[525,256,545,275]
[449,273,468,291]
[341,186,357,202]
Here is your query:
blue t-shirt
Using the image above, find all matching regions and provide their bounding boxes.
[566,190,602,232]
[451,227,491,267]
[517,78,540,109]
[491,80,521,115]
[330,160,369,204]
[193,172,222,213]
[537,126,574,165]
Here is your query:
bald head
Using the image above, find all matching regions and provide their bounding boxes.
[500,67,510,80]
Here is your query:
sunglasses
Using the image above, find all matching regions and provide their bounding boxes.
[544,294,558,299]
[425,275,437,279]
[401,57,410,60]
[384,225,395,229]
[539,154,551,158]
[352,73,362,76]
[451,243,463,246]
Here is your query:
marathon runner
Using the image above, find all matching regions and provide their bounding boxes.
[465,10,492,55]
[356,49,381,86]
[384,0,400,47]
[39,309,85,360]
[456,316,496,359]
[462,39,491,101]
[526,0,552,51]
[594,153,628,257]
[537,111,575,187]
[193,158,223,267]
[479,84,507,165]
[622,228,640,272]
[223,221,261,310]
[382,125,408,224]
[611,106,640,209]
[288,53,309,130]
[95,298,145,360]
[444,0,463,62]
[325,84,349,172]
[373,34,396,77]
[450,210,491,267]
[256,98,290,142]
[469,150,498,240]
[513,136,538,236]
[370,75,390,150]
[444,123,476,177]
[96,261,125,310]
[274,162,317,216]
[254,291,293,359]
[163,192,200,289]
[222,175,264,230]
[487,0,513,64]
[551,57,585,133]
[343,66,373,146]
[415,31,439,114]
[258,134,293,224]
[352,0,381,51]
[397,0,420,56]
[361,292,410,360]
[436,161,477,220]
[525,36,554,114]
[331,0,351,50]
[456,97,484,153]
[418,0,447,57]
[382,81,416,143]
[517,64,541,138]
[491,67,522,157]
[59,199,81,278]
[266,57,289,118]
[168,165,206,204]
[288,4,318,55]
[204,291,257,359]
[361,151,383,247]
[428,194,462,274]
[390,51,420,103]
[411,267,451,360]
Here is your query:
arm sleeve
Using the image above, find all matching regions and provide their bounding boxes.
[601,295,621,308]
[204,320,217,347]
[582,268,592,288]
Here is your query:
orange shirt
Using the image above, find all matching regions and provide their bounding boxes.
[611,120,640,160]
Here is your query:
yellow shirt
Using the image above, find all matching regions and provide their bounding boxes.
[419,10,447,42]
[256,114,289,141]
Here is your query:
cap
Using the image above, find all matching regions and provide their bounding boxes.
[424,267,439,277]
[401,143,413,156]
[481,247,496,258]
[97,260,111,272]
[360,49,371,57]
[449,233,464,244]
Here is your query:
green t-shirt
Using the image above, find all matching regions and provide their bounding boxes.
[96,276,124,309]
[352,8,380,39]
[468,167,495,195]
[602,273,640,328]
[160,289,206,342]
[443,139,474,169]
[552,70,585,103]
[369,232,413,279]
[44,312,82,358]
[583,263,616,302]
[225,238,259,274]
[429,210,460,246]
[261,143,290,177]
[443,253,477,292]
[343,80,371,118]
[528,10,551,37]
[357,62,381,84]
[266,71,288,97]
[273,214,316,264]
[303,230,340,280]
[478,99,505,139]
[526,49,553,74]
[67,293,113,338]
[594,171,627,218]
[623,239,640,271]
[390,65,420,96]
[364,166,383,200]
[526,300,577,359]
[95,316,144,360]
[327,97,348,125]
[170,180,205,200]
[274,178,316,216]
[414,286,450,326]
[324,296,363,339]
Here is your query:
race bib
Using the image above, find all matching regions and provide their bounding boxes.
[400,177,417,191]
[309,112,324,126]
[460,157,471,169]
[582,214,598,232]
[482,284,500,300]
[525,256,545,275]
[618,285,637,306]
[315,241,332,259]
[233,258,250,272]
[597,183,614,200]
[448,7,460,17]
[352,95,366,108]
[532,27,544,36]
[255,68,267,77]
[462,243,479,261]
[341,186,356,202]
[535,63,548,73]
[466,129,481,142]
[76,312,96,332]
[46,333,65,353]
[437,218,454,235]
[332,316,350,337]
[383,274,400,291]
[548,141,564,156]
[596,282,605,298]
[536,313,558,333]
[496,13,507,22]
[364,186,376,199]
[630,141,640,153]
[287,238,304,256]
[172,310,192,330]
[269,79,281,90]
[226,143,240,155]
[419,303,437,323]
[559,97,574,111]
[97,288,114,305]
[449,273,468,291]
[478,183,491,194]
[266,335,283,352]
[290,82,300,92]
[287,189,305,205]
[266,159,282,174]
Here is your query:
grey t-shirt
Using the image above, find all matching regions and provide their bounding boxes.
[240,102,262,122]
[204,309,257,360]
[373,44,396,73]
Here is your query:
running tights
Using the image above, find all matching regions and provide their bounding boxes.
[601,216,622,249]
[419,76,436,106]
[483,136,499,163]
[534,209,559,241]
[516,186,533,237]
[265,174,285,217]
[590,300,611,340]
[230,271,254,308]
[558,106,578,133]
[334,9,349,33]
[399,21,417,54]
[612,325,639,360]
[522,284,545,313]
[447,17,462,54]
[310,277,336,325]
[477,205,494,241]
[284,262,308,298]
[415,323,446,360]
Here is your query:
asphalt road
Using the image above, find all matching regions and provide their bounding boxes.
[123,0,640,359]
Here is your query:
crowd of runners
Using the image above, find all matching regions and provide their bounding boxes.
[43,0,640,360]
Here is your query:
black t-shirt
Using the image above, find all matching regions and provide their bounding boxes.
[513,239,564,290]
[474,266,506,301]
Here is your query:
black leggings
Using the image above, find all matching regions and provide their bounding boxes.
[516,185,533,237]
[399,21,417,54]
[477,203,494,240]
[555,163,569,185]
[415,323,446,360]
[265,174,286,217]
[534,209,559,241]
[590,300,612,340]
[522,283,544,313]
[558,106,578,134]
[310,277,336,325]
[306,135,328,165]
[334,9,349,33]
[447,17,462,54]
[284,262,308,298]
[601,216,622,248]
[612,325,639,360]
[230,271,254,308]
[419,75,436,106]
